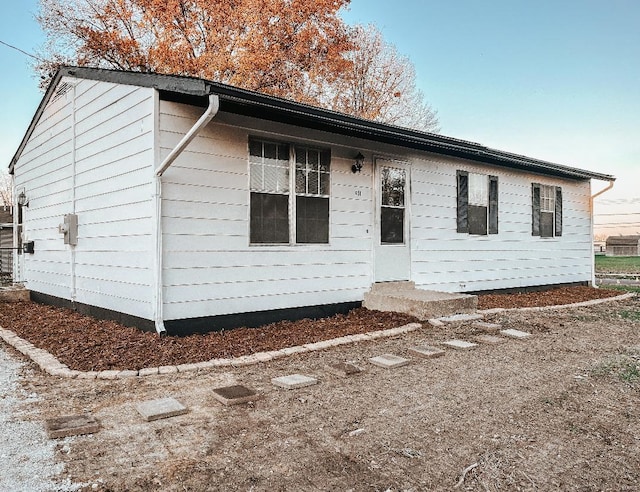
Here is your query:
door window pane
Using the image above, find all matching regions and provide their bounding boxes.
[381,208,404,244]
[380,166,406,244]
[381,167,405,207]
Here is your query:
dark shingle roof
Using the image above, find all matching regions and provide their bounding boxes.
[10,66,616,182]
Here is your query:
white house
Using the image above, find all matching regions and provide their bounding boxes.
[9,67,615,334]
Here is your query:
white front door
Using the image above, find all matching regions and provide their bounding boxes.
[374,159,411,282]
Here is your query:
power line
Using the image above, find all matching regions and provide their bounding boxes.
[594,225,640,228]
[594,212,640,217]
[597,198,640,205]
[0,39,44,61]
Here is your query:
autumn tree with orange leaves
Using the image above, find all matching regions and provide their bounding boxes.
[37,0,439,131]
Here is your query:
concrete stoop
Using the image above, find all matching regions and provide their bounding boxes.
[363,281,478,319]
[0,286,30,303]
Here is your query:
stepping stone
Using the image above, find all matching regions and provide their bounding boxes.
[45,414,100,439]
[212,385,260,406]
[369,354,410,368]
[500,329,532,339]
[438,313,484,323]
[408,346,445,358]
[325,362,363,377]
[475,334,507,345]
[472,321,502,333]
[272,374,318,389]
[442,339,478,350]
[136,397,188,422]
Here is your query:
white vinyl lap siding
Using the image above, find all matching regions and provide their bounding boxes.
[14,78,156,318]
[12,75,601,326]
[13,81,74,298]
[410,155,592,292]
[159,102,372,320]
[73,80,155,318]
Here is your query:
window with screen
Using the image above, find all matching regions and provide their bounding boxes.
[249,140,290,244]
[249,138,330,244]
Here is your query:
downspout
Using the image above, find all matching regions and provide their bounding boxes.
[70,82,78,307]
[153,94,219,335]
[590,180,615,288]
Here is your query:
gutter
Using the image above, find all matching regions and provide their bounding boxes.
[152,93,219,335]
[590,180,615,288]
[591,180,614,201]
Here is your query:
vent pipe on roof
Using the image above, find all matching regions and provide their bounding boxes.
[153,93,220,335]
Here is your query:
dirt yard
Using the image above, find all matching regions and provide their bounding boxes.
[4,292,640,491]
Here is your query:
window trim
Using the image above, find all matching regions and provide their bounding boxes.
[249,138,331,245]
[532,183,563,238]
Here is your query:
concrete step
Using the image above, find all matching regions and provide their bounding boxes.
[0,286,30,303]
[363,283,477,319]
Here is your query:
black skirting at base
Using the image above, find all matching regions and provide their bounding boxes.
[29,290,361,336]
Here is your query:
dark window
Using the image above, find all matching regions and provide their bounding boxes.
[468,205,488,236]
[488,176,499,234]
[381,207,404,243]
[250,193,289,243]
[457,171,498,235]
[249,139,330,244]
[250,139,290,244]
[296,196,329,243]
[532,183,562,237]
[295,147,330,244]
[456,171,469,233]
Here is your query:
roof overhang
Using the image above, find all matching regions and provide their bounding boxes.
[10,66,616,182]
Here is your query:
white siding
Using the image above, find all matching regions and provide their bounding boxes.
[408,155,593,292]
[15,79,596,326]
[13,78,155,319]
[159,102,595,320]
[14,81,74,298]
[159,102,372,320]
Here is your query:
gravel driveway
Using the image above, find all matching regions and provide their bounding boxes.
[0,347,82,491]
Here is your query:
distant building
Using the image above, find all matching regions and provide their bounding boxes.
[593,240,606,255]
[606,235,640,256]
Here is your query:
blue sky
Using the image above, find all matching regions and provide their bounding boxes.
[1,0,638,234]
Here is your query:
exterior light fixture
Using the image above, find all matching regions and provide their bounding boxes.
[352,152,365,173]
[17,190,29,207]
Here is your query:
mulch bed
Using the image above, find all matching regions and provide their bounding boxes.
[0,286,624,372]
[0,303,417,371]
[476,285,622,309]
